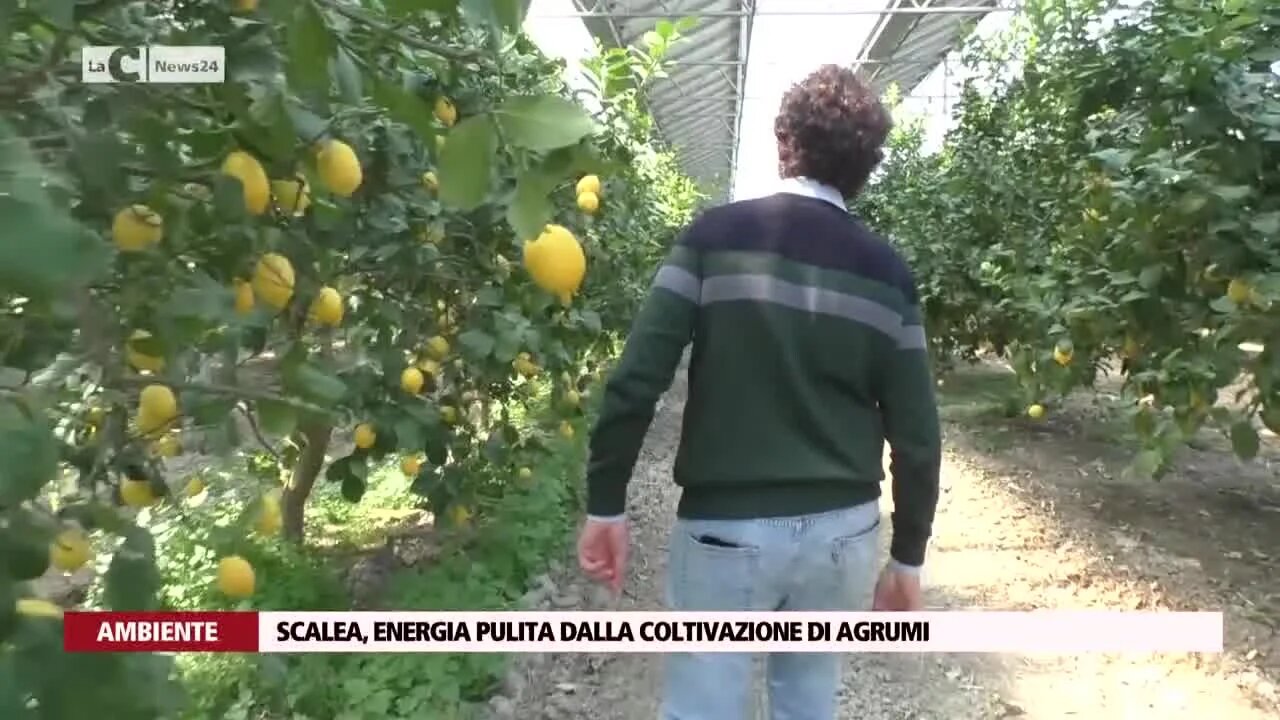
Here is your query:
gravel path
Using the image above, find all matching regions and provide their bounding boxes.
[498,365,1279,720]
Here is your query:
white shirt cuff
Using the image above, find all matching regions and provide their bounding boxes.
[587,514,626,524]
[887,558,923,575]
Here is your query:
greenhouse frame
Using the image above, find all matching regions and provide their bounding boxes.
[544,0,1023,202]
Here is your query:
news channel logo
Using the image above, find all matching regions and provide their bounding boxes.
[82,46,225,84]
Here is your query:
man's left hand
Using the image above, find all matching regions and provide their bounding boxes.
[577,518,629,595]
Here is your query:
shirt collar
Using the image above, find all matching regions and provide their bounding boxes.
[776,176,846,210]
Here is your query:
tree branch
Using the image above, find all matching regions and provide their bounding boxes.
[314,0,482,62]
[115,375,340,418]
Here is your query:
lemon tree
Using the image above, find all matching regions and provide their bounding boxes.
[858,0,1280,475]
[0,1,699,715]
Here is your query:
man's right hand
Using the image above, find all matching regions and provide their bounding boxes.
[577,518,629,595]
[872,564,924,611]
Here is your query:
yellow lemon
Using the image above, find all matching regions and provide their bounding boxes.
[1228,278,1252,305]
[435,135,446,153]
[14,598,63,619]
[1053,347,1073,367]
[577,191,600,214]
[151,434,181,458]
[564,389,581,407]
[221,150,270,215]
[418,225,443,244]
[401,455,423,477]
[354,423,376,449]
[440,406,458,425]
[137,384,178,436]
[423,171,438,193]
[512,356,538,378]
[252,253,295,310]
[126,330,165,373]
[271,177,311,216]
[434,96,457,127]
[417,358,442,376]
[576,175,601,196]
[449,505,471,527]
[401,367,425,394]
[517,467,533,484]
[523,224,586,301]
[1122,335,1140,360]
[232,0,258,13]
[1027,404,1046,419]
[120,478,157,508]
[309,286,344,327]
[315,139,363,197]
[111,205,163,252]
[425,335,449,360]
[216,556,255,599]
[49,528,93,572]
[559,421,574,440]
[233,278,255,315]
[255,495,281,536]
[184,477,205,498]
[86,406,105,426]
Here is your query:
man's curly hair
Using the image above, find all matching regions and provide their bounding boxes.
[774,64,893,199]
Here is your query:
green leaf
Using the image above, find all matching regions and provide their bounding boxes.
[494,95,596,152]
[256,400,298,437]
[285,102,329,144]
[283,362,347,405]
[325,454,366,485]
[579,309,602,334]
[341,471,366,503]
[457,329,496,359]
[1230,421,1259,461]
[507,169,556,240]
[331,46,363,105]
[0,125,109,298]
[104,527,160,611]
[387,0,461,16]
[1211,185,1252,202]
[206,415,242,457]
[1131,448,1162,478]
[287,2,335,95]
[460,0,525,37]
[438,114,496,210]
[1137,265,1162,290]
[394,417,424,452]
[0,401,59,506]
[163,276,234,324]
[34,0,74,28]
[1209,296,1237,314]
[371,76,439,143]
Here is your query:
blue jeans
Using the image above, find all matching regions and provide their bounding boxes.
[660,500,881,720]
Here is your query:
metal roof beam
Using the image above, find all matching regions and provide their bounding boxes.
[532,7,1016,18]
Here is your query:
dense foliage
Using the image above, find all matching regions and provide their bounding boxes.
[859,0,1280,474]
[0,0,699,716]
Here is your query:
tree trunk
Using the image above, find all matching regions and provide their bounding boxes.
[282,419,332,544]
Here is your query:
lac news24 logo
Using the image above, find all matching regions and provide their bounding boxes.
[82,45,225,84]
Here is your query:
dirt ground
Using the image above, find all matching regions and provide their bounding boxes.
[501,361,1280,720]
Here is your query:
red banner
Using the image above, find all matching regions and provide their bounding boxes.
[63,611,259,653]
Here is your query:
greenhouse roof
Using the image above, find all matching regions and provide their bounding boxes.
[555,0,1017,203]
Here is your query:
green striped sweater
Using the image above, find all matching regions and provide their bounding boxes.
[585,178,942,568]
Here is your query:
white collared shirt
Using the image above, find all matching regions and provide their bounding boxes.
[775,176,847,210]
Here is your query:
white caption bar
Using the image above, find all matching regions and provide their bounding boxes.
[257,611,1223,654]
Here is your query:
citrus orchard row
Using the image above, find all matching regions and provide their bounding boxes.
[0,1,700,713]
[858,0,1280,475]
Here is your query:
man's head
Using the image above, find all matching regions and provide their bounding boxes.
[774,64,893,200]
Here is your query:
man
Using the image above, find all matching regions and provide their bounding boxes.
[577,64,942,719]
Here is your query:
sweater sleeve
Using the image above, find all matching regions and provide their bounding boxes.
[878,268,942,568]
[584,237,702,517]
